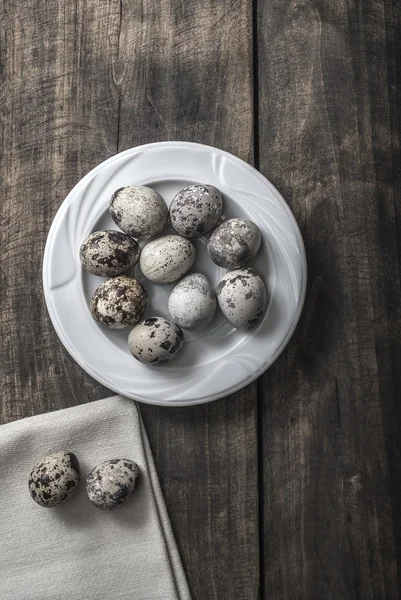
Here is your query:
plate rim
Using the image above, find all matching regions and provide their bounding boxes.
[43,141,307,406]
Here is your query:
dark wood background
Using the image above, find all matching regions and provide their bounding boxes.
[1,0,400,598]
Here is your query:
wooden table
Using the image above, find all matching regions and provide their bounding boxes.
[1,1,400,598]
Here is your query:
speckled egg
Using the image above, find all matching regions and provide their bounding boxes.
[128,317,184,364]
[89,275,148,329]
[79,230,140,277]
[140,235,196,284]
[208,218,262,269]
[217,268,267,330]
[169,184,223,238]
[28,451,80,508]
[86,459,140,510]
[168,273,217,330]
[110,186,168,239]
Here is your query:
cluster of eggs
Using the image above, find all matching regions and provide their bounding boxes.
[29,451,140,510]
[80,184,266,365]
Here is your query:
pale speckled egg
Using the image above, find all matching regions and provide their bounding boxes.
[169,184,223,238]
[89,275,148,329]
[79,230,140,277]
[216,268,267,330]
[128,317,184,364]
[86,459,140,510]
[140,235,196,284]
[109,186,168,239]
[28,451,80,508]
[168,273,217,330]
[208,218,262,269]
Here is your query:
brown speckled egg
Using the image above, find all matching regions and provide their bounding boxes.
[208,218,262,269]
[217,268,267,330]
[89,275,148,329]
[79,230,140,277]
[109,186,168,239]
[128,317,184,364]
[28,451,80,508]
[86,459,140,510]
[140,235,196,284]
[169,184,223,238]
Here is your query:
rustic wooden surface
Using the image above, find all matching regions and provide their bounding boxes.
[1,0,400,598]
[258,0,401,598]
[0,1,258,599]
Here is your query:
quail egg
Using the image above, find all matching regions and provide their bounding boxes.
[79,230,140,277]
[28,451,80,508]
[208,218,262,269]
[140,235,196,284]
[217,268,267,330]
[168,273,217,330]
[169,184,223,238]
[90,275,148,329]
[109,186,168,239]
[86,459,140,510]
[128,317,184,364]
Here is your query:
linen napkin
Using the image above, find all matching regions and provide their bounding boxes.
[0,396,191,600]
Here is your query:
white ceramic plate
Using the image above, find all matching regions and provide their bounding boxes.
[43,141,307,406]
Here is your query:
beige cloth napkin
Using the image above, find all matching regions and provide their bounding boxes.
[0,396,191,600]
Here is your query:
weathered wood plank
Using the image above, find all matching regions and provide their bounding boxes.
[0,0,116,422]
[258,0,401,598]
[141,392,259,599]
[0,1,259,599]
[115,2,258,598]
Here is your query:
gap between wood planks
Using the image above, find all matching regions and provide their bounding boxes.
[253,0,265,597]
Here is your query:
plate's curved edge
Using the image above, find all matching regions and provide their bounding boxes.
[43,141,308,407]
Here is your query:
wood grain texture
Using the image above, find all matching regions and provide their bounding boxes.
[116,3,259,597]
[258,0,401,598]
[0,0,119,421]
[0,1,258,599]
